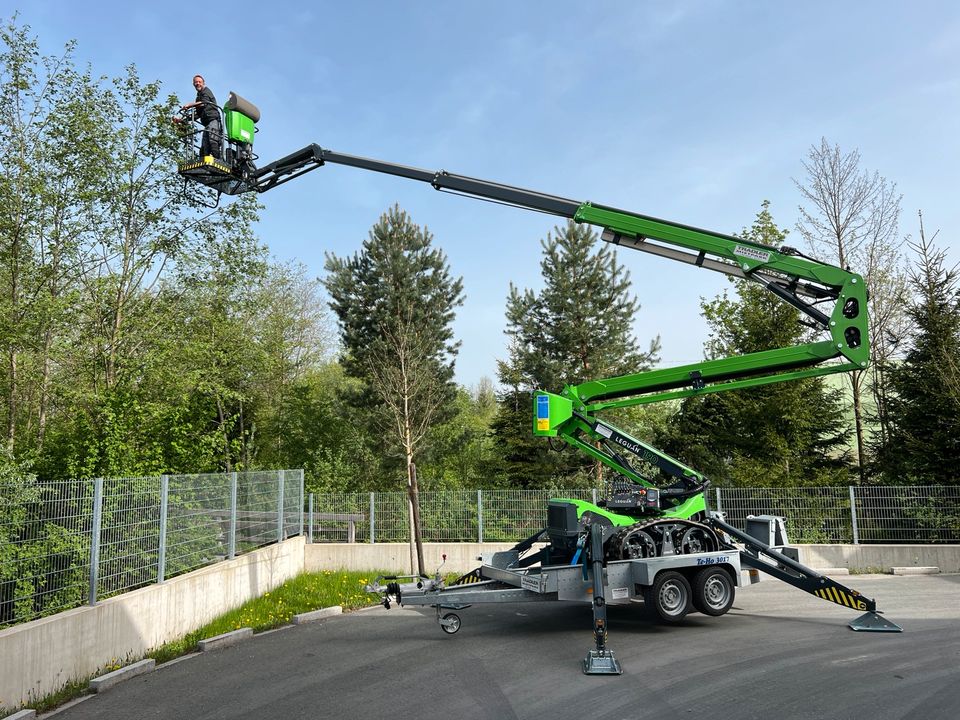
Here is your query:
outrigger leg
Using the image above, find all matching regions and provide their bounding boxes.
[709,515,903,633]
[583,523,622,675]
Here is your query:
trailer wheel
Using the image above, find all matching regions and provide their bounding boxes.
[643,571,691,623]
[692,567,735,616]
[440,612,461,634]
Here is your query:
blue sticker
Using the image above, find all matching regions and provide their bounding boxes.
[537,394,549,419]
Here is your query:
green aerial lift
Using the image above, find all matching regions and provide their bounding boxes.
[177,96,902,675]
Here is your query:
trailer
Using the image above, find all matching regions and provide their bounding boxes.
[366,507,901,675]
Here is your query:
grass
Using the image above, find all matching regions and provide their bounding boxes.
[3,570,384,716]
[30,677,92,715]
[148,569,382,663]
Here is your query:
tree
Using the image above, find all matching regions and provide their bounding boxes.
[414,379,505,490]
[660,202,851,487]
[247,260,334,470]
[278,362,382,494]
[324,205,464,574]
[0,19,114,454]
[795,138,905,483]
[494,220,660,487]
[878,215,960,484]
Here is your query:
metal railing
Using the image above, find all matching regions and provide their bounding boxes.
[0,470,303,628]
[307,485,960,546]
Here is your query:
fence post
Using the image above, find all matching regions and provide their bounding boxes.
[229,472,238,559]
[370,492,376,544]
[849,486,860,545]
[298,470,305,538]
[89,477,104,606]
[308,493,314,543]
[592,488,597,505]
[715,488,723,514]
[477,489,483,544]
[277,470,286,542]
[158,475,169,582]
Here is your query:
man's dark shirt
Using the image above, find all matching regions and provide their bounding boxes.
[195,86,219,125]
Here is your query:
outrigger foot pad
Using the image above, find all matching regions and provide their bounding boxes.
[583,649,623,675]
[849,611,903,633]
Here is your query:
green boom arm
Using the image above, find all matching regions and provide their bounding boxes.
[536,202,868,493]
[179,143,869,499]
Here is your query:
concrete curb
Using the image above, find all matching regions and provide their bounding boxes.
[292,606,342,625]
[197,628,253,652]
[891,566,940,575]
[88,658,155,694]
[3,710,37,720]
[818,567,850,575]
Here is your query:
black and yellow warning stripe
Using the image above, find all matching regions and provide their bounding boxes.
[178,156,234,175]
[815,584,868,611]
[452,568,484,586]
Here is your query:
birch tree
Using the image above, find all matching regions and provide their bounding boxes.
[795,138,905,483]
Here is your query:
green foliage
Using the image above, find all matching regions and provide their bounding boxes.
[878,232,960,484]
[0,14,348,483]
[494,220,660,486]
[277,362,387,493]
[502,220,659,391]
[323,204,465,471]
[0,449,89,627]
[659,203,852,487]
[418,380,507,489]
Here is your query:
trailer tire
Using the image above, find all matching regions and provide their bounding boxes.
[692,567,735,616]
[440,612,461,634]
[643,570,691,623]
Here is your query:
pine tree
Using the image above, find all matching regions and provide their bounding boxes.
[660,202,851,486]
[324,205,464,572]
[494,220,659,486]
[879,219,960,484]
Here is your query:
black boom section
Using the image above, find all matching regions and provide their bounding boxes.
[251,145,583,217]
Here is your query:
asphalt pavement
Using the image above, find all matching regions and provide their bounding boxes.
[49,573,960,720]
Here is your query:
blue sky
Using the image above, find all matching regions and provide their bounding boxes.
[14,2,960,387]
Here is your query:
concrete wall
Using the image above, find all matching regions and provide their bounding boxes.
[306,541,960,575]
[0,536,305,711]
[304,541,534,575]
[797,544,960,573]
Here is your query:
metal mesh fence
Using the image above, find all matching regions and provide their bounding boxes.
[855,485,960,543]
[284,470,304,539]
[310,492,370,544]
[98,476,162,599]
[164,474,231,580]
[309,485,960,546]
[0,470,302,628]
[714,487,854,543]
[0,480,94,626]
[236,471,284,551]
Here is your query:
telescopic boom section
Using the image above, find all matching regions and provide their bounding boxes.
[252,144,584,217]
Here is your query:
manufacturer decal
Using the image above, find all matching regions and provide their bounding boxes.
[734,245,772,263]
[521,574,544,593]
[595,423,613,439]
[611,587,629,600]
